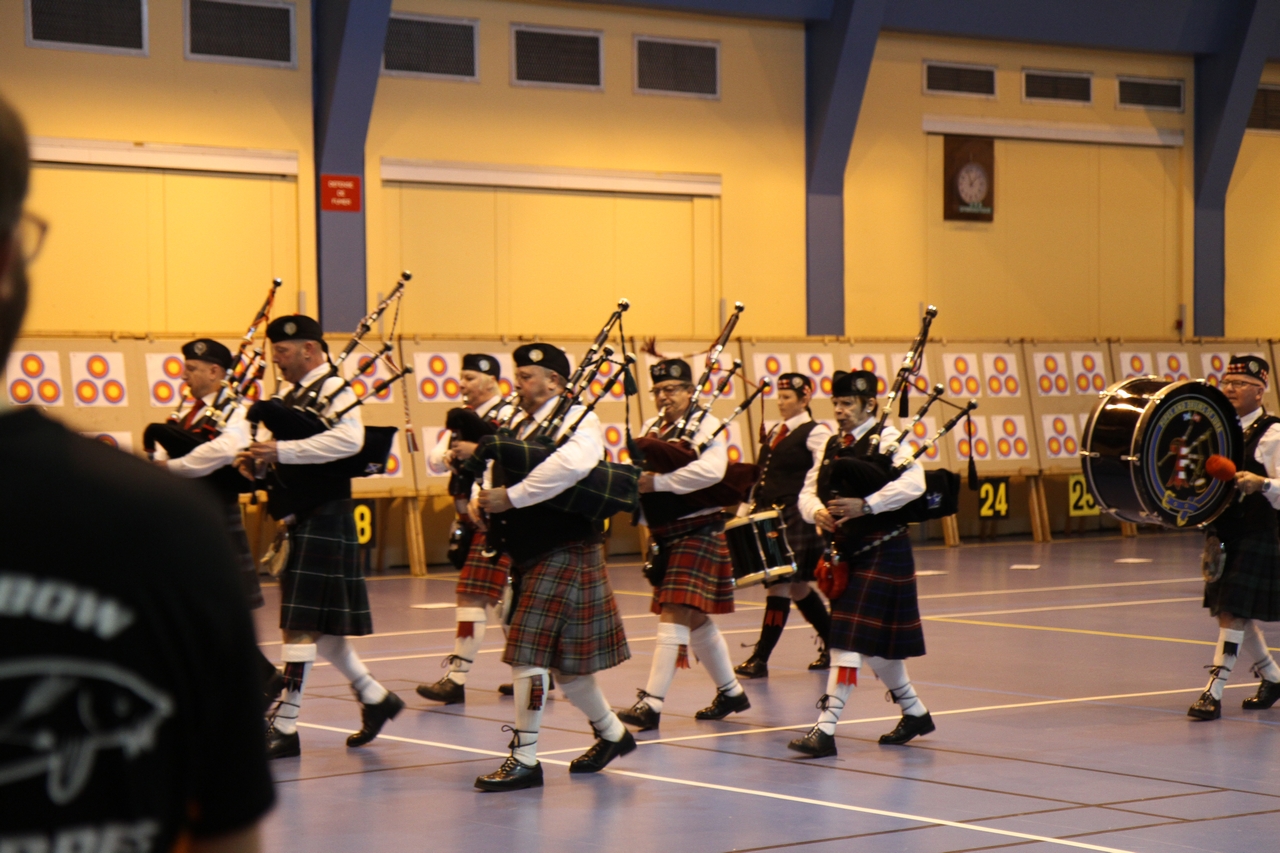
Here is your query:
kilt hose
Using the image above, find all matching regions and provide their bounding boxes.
[279,498,373,636]
[503,540,630,675]
[763,502,824,585]
[456,530,511,601]
[1205,530,1280,622]
[648,513,735,615]
[224,500,264,610]
[829,532,925,660]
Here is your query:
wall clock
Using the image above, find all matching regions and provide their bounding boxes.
[944,135,994,221]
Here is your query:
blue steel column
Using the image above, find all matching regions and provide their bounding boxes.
[805,0,887,336]
[312,0,393,331]
[1193,0,1280,337]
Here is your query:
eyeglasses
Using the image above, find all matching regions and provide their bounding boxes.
[14,211,48,263]
[1220,378,1264,390]
[651,384,693,396]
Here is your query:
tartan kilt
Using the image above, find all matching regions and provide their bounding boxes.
[764,502,823,584]
[503,541,630,675]
[456,531,510,600]
[829,533,925,659]
[649,514,734,615]
[279,499,373,636]
[1205,530,1280,622]
[224,501,263,610]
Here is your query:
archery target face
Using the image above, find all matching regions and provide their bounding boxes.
[81,431,133,453]
[367,433,405,478]
[6,351,63,406]
[1033,352,1070,397]
[723,422,746,464]
[752,353,791,399]
[1041,414,1080,460]
[890,352,932,394]
[145,353,189,407]
[590,359,628,401]
[423,426,451,476]
[70,352,128,407]
[992,414,1031,460]
[896,416,940,461]
[982,353,1021,397]
[797,352,834,398]
[415,352,462,402]
[953,414,991,461]
[1070,351,1107,395]
[1119,352,1153,380]
[345,354,396,404]
[1201,352,1228,387]
[849,353,889,395]
[601,423,631,464]
[1156,352,1190,382]
[943,353,983,398]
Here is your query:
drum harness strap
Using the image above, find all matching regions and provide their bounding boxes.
[836,524,909,563]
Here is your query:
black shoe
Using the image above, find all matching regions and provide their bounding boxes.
[734,653,769,680]
[695,688,751,720]
[347,691,406,747]
[788,726,837,758]
[879,712,935,745]
[617,690,661,731]
[416,677,465,705]
[1243,679,1280,710]
[498,683,514,696]
[808,648,831,671]
[475,756,543,791]
[1188,691,1222,720]
[569,728,636,773]
[266,724,300,760]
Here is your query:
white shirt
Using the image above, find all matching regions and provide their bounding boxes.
[639,410,728,522]
[259,362,364,464]
[740,412,832,516]
[428,393,507,476]
[481,396,604,509]
[157,393,251,478]
[1240,407,1280,510]
[798,416,926,524]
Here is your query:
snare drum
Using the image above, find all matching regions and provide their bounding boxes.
[1082,377,1242,528]
[724,510,798,588]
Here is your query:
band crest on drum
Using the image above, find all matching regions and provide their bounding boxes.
[1146,397,1232,526]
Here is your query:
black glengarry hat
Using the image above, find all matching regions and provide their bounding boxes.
[182,338,233,370]
[513,343,571,381]
[832,369,877,398]
[776,373,812,394]
[650,358,693,384]
[462,353,501,378]
[1228,354,1270,385]
[266,314,325,344]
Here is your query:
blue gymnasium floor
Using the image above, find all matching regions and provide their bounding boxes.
[255,532,1280,853]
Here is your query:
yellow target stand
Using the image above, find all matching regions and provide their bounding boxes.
[1026,474,1053,543]
[404,495,428,577]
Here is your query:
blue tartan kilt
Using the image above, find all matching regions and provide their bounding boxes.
[764,502,823,585]
[829,533,925,659]
[1205,530,1280,622]
[279,499,373,636]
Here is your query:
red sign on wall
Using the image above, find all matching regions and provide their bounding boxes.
[320,174,362,212]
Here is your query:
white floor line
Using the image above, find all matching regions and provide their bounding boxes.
[918,577,1202,601]
[291,723,1138,853]
[935,597,1201,619]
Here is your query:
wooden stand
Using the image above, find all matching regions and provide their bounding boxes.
[1120,521,1139,538]
[404,495,428,576]
[1027,475,1053,543]
[941,514,961,547]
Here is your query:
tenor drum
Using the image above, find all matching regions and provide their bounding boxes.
[724,510,797,588]
[1081,377,1242,528]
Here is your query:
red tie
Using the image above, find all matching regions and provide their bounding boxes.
[771,424,790,450]
[842,433,853,447]
[182,399,202,429]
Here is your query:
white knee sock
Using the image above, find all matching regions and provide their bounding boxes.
[317,634,388,704]
[559,673,626,743]
[510,665,548,767]
[868,656,927,717]
[816,649,861,735]
[1240,621,1280,682]
[689,620,743,697]
[643,623,689,712]
[274,643,316,735]
[1206,627,1245,699]
[448,607,487,685]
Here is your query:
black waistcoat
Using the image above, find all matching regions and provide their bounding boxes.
[1214,412,1280,543]
[816,426,883,505]
[754,420,818,508]
[265,374,354,520]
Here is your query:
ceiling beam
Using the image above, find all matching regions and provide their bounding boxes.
[574,0,833,22]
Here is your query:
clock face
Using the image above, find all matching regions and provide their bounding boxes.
[956,162,989,206]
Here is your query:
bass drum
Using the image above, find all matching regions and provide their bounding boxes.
[1082,377,1242,528]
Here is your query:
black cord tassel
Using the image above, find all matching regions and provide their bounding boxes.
[898,383,910,418]
[966,411,979,490]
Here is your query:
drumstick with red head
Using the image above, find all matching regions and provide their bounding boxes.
[1205,454,1237,482]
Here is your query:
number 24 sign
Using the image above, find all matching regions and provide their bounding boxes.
[978,478,1009,519]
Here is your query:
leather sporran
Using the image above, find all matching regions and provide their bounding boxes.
[642,540,667,588]
[261,521,292,578]
[815,554,849,601]
[1202,534,1226,583]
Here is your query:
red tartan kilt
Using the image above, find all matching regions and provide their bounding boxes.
[456,533,510,600]
[503,542,630,675]
[650,528,735,615]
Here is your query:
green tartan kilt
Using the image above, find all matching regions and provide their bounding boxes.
[279,499,373,636]
[503,541,630,675]
[1205,530,1280,622]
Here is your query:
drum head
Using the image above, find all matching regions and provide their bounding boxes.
[1132,380,1242,527]
[725,510,778,530]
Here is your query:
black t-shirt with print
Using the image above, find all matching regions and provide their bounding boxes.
[0,410,274,849]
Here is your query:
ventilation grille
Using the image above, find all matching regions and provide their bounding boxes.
[384,15,476,78]
[1248,87,1280,131]
[1025,71,1092,103]
[188,0,292,65]
[1118,77,1183,111]
[513,27,601,88]
[924,62,995,96]
[28,0,145,52]
[636,38,717,97]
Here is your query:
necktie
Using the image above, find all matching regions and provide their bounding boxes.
[182,398,203,429]
[842,433,853,447]
[771,424,790,450]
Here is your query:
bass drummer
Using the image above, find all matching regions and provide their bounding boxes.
[788,369,932,757]
[735,373,833,678]
[617,358,749,731]
[1189,355,1280,720]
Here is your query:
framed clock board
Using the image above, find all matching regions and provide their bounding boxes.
[944,135,994,221]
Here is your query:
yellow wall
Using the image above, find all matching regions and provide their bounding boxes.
[0,0,316,333]
[368,0,804,339]
[847,33,1194,340]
